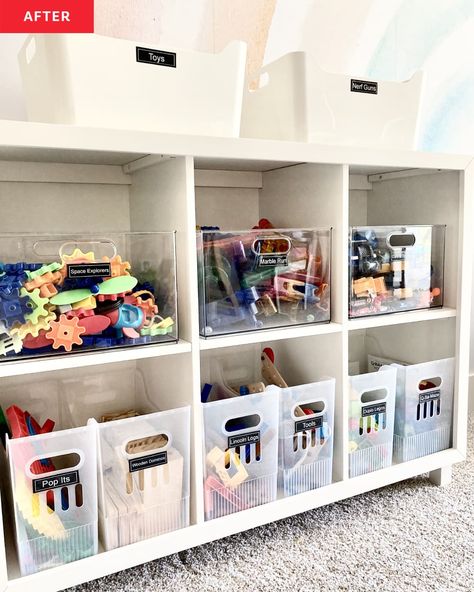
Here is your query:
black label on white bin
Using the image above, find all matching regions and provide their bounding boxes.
[419,389,440,404]
[136,47,177,68]
[33,470,79,493]
[362,402,386,417]
[350,79,378,95]
[128,451,168,473]
[67,263,111,279]
[228,431,260,448]
[257,254,288,268]
[295,416,323,434]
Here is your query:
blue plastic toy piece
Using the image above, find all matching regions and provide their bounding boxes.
[0,289,31,328]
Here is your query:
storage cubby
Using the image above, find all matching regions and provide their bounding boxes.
[0,121,470,591]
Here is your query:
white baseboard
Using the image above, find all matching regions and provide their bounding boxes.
[469,374,474,416]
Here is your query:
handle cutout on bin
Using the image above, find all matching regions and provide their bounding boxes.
[224,414,261,433]
[418,377,442,390]
[125,433,169,455]
[251,236,291,256]
[388,233,416,248]
[292,400,325,419]
[361,388,388,403]
[28,452,81,476]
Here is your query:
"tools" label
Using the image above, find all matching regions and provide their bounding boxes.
[128,451,168,473]
[295,416,323,434]
[33,470,79,493]
[228,431,260,448]
[136,47,176,68]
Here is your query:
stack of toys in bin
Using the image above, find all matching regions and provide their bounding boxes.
[0,248,174,358]
[199,219,330,335]
[349,228,442,318]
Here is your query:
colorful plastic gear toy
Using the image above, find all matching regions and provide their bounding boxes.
[20,287,49,324]
[45,314,86,352]
[104,255,131,278]
[0,289,31,328]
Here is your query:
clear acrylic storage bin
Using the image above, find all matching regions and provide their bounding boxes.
[272,378,335,497]
[61,368,190,550]
[241,51,423,149]
[202,390,279,520]
[6,425,98,575]
[349,226,445,318]
[0,232,177,360]
[19,34,246,137]
[349,367,397,478]
[393,358,454,462]
[198,228,331,337]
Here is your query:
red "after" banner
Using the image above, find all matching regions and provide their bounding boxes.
[0,0,94,33]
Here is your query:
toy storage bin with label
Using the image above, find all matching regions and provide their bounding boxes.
[19,34,246,137]
[271,378,335,497]
[202,390,279,520]
[60,367,190,551]
[393,358,454,462]
[6,426,98,576]
[349,225,445,319]
[240,51,423,149]
[197,228,331,337]
[0,232,177,361]
[348,367,397,478]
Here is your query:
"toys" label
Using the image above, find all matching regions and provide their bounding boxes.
[136,47,177,68]
[295,416,323,434]
[257,254,289,267]
[362,402,386,417]
[350,79,378,95]
[67,263,111,279]
[128,451,168,473]
[33,470,79,493]
[419,389,440,404]
[228,431,260,448]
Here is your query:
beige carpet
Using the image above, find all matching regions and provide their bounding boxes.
[71,419,474,592]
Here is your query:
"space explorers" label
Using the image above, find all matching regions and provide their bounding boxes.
[67,263,111,279]
[228,431,260,448]
[128,451,168,473]
[350,79,378,95]
[33,470,80,493]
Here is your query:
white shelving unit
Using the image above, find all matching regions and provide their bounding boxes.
[0,120,472,592]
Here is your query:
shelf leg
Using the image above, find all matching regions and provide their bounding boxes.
[429,465,453,487]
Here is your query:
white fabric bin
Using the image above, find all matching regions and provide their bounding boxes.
[272,378,335,496]
[19,34,246,137]
[348,367,397,478]
[241,51,423,149]
[393,358,454,462]
[202,390,278,520]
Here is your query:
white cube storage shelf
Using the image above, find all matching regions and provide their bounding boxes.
[19,35,247,137]
[0,120,471,592]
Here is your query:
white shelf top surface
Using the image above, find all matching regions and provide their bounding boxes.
[0,119,471,171]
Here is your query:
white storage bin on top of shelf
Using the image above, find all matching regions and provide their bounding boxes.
[348,367,397,478]
[19,34,247,137]
[61,367,190,551]
[271,377,335,497]
[241,51,423,149]
[202,387,279,520]
[393,358,454,462]
[3,377,97,575]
